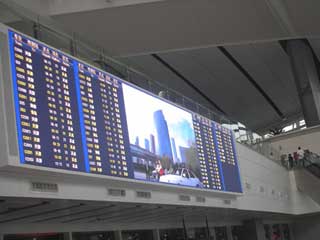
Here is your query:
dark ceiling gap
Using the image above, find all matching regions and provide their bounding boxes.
[0,203,84,224]
[151,53,226,115]
[88,209,154,223]
[135,207,207,225]
[88,205,146,223]
[0,201,49,215]
[32,205,112,223]
[62,204,132,223]
[117,208,186,224]
[278,40,288,53]
[218,46,285,119]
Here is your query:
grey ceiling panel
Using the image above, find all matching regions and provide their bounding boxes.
[53,0,287,56]
[284,0,320,36]
[157,49,281,131]
[122,43,303,133]
[226,42,301,118]
[119,55,220,113]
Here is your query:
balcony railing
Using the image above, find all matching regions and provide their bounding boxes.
[303,152,320,178]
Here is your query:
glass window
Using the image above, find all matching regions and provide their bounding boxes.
[4,233,65,240]
[182,169,189,178]
[194,228,208,240]
[214,227,227,240]
[159,229,184,240]
[271,224,281,240]
[283,125,293,132]
[73,231,115,240]
[209,229,215,240]
[282,224,291,240]
[189,170,196,178]
[186,228,195,240]
[264,225,271,240]
[299,120,305,126]
[121,230,153,240]
[232,225,245,240]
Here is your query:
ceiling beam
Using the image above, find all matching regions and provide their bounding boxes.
[218,46,285,119]
[151,54,227,115]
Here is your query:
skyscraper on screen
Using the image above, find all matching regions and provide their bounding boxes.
[153,110,173,160]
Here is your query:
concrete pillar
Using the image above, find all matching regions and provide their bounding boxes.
[287,40,320,127]
[63,232,72,240]
[226,226,233,240]
[153,229,160,240]
[289,224,295,240]
[115,230,122,240]
[255,220,266,240]
[211,227,217,240]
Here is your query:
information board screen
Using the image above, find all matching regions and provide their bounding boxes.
[8,31,86,171]
[8,30,242,193]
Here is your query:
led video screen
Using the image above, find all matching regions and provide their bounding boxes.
[7,29,242,193]
[122,83,200,187]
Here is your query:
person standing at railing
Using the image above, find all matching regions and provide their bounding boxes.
[288,154,294,169]
[297,146,305,167]
[293,152,299,167]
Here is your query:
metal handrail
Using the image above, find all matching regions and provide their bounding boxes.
[303,156,320,178]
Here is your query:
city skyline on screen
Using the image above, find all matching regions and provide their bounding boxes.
[122,83,196,163]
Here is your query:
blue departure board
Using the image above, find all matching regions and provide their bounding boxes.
[75,62,133,178]
[9,31,86,171]
[8,30,242,193]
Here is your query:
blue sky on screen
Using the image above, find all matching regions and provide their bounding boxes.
[122,83,195,159]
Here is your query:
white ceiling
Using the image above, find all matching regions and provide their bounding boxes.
[51,0,288,56]
[47,0,320,56]
[3,0,320,56]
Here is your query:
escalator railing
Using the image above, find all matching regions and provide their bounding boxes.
[303,152,320,178]
[293,151,320,206]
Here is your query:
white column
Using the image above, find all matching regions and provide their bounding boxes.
[226,226,233,240]
[153,229,160,240]
[287,40,320,127]
[115,230,122,240]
